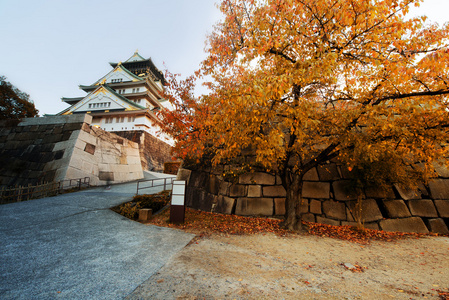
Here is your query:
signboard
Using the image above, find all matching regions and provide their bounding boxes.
[170,180,186,223]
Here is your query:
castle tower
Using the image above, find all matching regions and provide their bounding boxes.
[58,52,173,171]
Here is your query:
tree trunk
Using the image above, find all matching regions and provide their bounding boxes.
[283,173,304,231]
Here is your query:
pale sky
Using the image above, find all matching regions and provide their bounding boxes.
[0,0,448,115]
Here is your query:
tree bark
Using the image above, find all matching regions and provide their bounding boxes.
[283,173,303,231]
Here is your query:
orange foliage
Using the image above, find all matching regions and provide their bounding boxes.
[159,0,449,230]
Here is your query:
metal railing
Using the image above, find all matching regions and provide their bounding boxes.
[136,177,175,195]
[0,177,90,204]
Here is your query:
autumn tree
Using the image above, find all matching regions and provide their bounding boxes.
[160,0,449,230]
[0,76,38,120]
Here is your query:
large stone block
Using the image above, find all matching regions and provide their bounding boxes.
[408,200,438,217]
[247,185,262,197]
[176,168,192,185]
[302,213,316,223]
[382,200,411,218]
[263,185,286,197]
[219,181,231,195]
[193,189,215,212]
[78,130,98,146]
[346,207,355,221]
[303,168,319,181]
[206,174,220,195]
[348,199,383,222]
[364,186,395,199]
[333,180,358,201]
[274,198,285,215]
[239,172,275,185]
[434,200,449,218]
[229,184,246,197]
[427,218,449,234]
[428,179,449,199]
[432,160,449,178]
[235,198,273,216]
[317,163,340,181]
[316,216,340,226]
[339,165,353,179]
[190,171,207,188]
[323,200,346,220]
[214,196,235,214]
[341,221,380,230]
[302,181,330,199]
[426,218,449,234]
[379,217,429,233]
[309,199,322,214]
[394,184,421,200]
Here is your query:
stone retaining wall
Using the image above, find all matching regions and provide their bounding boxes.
[114,130,172,172]
[178,164,449,234]
[0,114,143,187]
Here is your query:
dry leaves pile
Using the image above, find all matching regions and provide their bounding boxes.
[303,221,440,244]
[148,208,290,236]
[147,207,444,244]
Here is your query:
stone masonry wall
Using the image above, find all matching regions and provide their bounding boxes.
[0,114,143,187]
[178,164,449,234]
[114,130,172,172]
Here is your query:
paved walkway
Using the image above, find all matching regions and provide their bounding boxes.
[0,173,194,299]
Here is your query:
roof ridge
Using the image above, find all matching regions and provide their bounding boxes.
[124,51,146,63]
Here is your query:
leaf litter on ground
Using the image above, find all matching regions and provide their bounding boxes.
[146,207,445,244]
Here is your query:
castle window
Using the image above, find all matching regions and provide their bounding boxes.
[136,88,140,92]
[88,104,92,108]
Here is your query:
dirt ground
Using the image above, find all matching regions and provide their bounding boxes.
[127,232,449,299]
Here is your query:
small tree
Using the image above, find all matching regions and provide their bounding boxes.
[0,76,38,120]
[160,0,449,230]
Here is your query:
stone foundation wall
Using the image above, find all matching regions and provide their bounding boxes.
[0,114,143,187]
[178,164,449,234]
[114,131,172,171]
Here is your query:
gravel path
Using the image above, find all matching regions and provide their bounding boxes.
[128,233,449,299]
